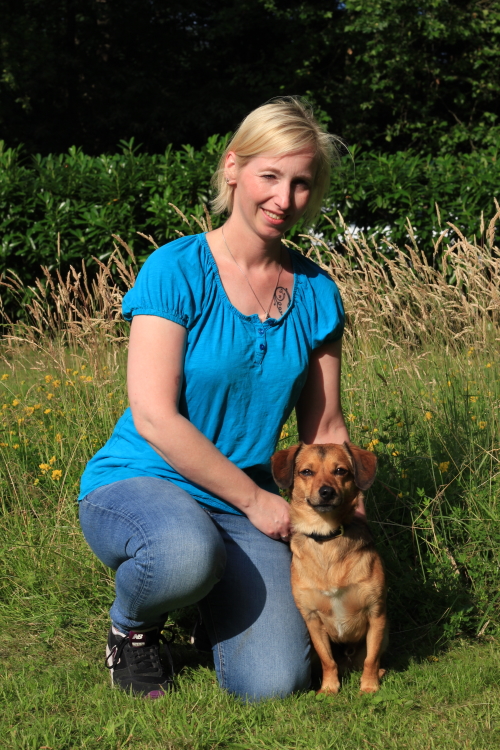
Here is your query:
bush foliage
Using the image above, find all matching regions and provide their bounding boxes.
[1,139,499,313]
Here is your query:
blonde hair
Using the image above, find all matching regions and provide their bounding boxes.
[211,97,341,222]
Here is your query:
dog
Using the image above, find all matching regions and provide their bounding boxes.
[271,442,388,694]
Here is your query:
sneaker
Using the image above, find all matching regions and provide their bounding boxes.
[105,626,174,698]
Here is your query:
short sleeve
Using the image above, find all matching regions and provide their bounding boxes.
[312,272,345,348]
[122,235,201,328]
[293,251,345,349]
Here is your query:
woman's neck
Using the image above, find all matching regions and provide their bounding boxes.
[220,216,283,272]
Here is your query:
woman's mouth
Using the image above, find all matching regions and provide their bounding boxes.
[262,209,287,223]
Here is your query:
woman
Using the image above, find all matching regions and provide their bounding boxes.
[78,97,354,701]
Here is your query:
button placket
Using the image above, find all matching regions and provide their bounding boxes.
[254,322,268,364]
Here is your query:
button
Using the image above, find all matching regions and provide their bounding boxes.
[258,328,265,335]
[259,343,266,351]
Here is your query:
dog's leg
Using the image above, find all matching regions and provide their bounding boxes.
[360,613,387,693]
[306,618,341,694]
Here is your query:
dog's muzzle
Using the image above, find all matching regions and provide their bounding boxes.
[307,485,342,512]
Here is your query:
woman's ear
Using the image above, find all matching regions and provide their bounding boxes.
[271,443,303,489]
[343,442,377,491]
[224,151,237,185]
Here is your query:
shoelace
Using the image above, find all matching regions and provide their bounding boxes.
[106,630,174,674]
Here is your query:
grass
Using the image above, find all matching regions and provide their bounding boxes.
[1,209,499,748]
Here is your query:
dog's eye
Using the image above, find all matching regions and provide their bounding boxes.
[334,468,348,476]
[299,469,314,476]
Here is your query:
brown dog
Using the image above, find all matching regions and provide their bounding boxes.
[271,442,388,694]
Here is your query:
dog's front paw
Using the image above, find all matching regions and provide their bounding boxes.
[318,681,340,695]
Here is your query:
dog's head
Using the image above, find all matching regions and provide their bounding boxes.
[271,442,377,515]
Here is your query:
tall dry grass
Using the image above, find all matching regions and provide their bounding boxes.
[1,204,499,360]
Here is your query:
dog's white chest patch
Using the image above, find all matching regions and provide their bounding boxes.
[322,587,347,638]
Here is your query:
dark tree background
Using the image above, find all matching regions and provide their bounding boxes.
[1,0,500,154]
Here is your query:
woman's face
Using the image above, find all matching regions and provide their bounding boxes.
[226,149,316,240]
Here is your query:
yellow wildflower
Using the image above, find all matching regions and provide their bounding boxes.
[65,380,74,386]
[397,492,403,498]
[424,412,433,421]
[47,393,54,400]
[365,439,379,452]
[33,478,39,486]
[387,443,394,449]
[39,463,50,474]
[49,455,56,465]
[447,380,451,387]
[0,442,8,447]
[347,413,356,423]
[1,373,9,381]
[17,418,24,425]
[347,373,352,378]
[471,415,476,421]
[118,399,124,405]
[51,469,63,481]
[44,408,51,415]
[34,403,41,410]
[486,363,492,368]
[392,450,399,456]
[397,421,404,428]
[24,406,35,416]
[45,374,53,383]
[85,376,92,383]
[55,433,62,442]
[13,444,19,449]
[401,469,408,479]
[52,379,61,388]
[469,396,478,403]
[12,399,20,407]
[438,462,450,473]
[72,370,79,376]
[2,404,8,409]
[81,364,87,371]
[280,429,289,440]
[467,347,474,356]
[479,421,487,429]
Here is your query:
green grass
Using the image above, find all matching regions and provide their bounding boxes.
[1,336,499,749]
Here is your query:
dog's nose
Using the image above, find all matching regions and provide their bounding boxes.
[318,485,335,502]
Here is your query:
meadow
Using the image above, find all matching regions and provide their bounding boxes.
[1,207,499,749]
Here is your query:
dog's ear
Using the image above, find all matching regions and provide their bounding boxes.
[343,442,377,491]
[271,443,303,489]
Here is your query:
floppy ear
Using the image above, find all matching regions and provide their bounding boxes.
[343,442,377,491]
[271,443,303,489]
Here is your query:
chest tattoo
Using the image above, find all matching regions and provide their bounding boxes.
[274,286,291,316]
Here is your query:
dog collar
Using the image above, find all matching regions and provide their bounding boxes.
[305,525,344,543]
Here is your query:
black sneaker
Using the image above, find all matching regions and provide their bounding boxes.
[105,627,174,698]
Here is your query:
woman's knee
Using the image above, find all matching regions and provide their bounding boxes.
[223,650,311,702]
[80,477,226,609]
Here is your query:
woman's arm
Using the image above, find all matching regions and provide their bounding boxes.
[127,314,291,539]
[295,338,366,518]
[295,338,349,444]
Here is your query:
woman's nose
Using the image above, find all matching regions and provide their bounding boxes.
[274,182,292,211]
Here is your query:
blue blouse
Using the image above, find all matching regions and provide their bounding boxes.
[78,233,345,513]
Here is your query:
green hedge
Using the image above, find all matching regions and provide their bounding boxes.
[1,137,499,299]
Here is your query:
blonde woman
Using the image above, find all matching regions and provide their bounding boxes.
[78,97,354,700]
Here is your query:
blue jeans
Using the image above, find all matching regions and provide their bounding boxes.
[79,477,310,700]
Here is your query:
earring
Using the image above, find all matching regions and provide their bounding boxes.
[225,178,230,184]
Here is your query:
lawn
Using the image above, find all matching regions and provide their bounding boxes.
[1,216,499,749]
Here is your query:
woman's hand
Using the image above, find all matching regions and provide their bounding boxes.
[244,488,291,541]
